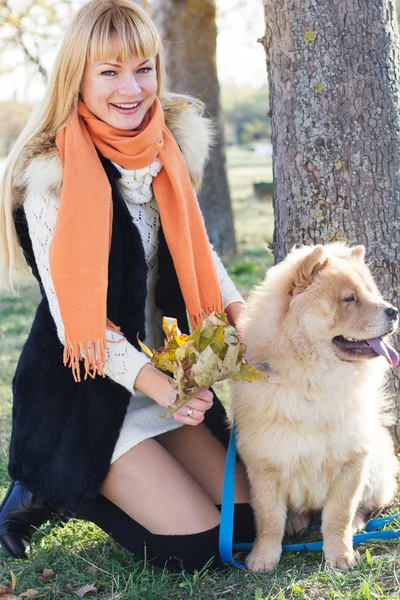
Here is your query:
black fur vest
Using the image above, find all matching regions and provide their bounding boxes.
[8,158,229,515]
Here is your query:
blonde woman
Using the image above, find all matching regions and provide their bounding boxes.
[0,0,254,571]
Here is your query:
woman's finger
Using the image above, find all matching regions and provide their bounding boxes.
[194,388,214,403]
[174,407,205,426]
[175,397,213,416]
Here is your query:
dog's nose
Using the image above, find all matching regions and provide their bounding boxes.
[385,306,399,321]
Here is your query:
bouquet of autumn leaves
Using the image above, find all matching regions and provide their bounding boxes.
[138,312,267,418]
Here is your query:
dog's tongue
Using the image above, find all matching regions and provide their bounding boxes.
[366,337,399,367]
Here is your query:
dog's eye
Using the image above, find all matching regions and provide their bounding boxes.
[343,294,357,303]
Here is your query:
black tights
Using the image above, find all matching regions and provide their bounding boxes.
[79,495,256,572]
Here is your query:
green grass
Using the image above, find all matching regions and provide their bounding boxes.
[2,149,400,599]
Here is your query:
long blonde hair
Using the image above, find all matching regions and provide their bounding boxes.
[0,0,166,291]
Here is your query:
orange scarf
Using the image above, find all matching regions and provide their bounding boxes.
[52,98,223,382]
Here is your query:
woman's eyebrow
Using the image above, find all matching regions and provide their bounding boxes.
[96,59,153,68]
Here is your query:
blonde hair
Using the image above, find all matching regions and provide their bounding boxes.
[0,0,166,291]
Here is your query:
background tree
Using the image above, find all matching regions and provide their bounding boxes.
[262,0,400,430]
[0,0,77,83]
[151,0,236,255]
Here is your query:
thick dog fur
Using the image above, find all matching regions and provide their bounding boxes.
[230,243,399,572]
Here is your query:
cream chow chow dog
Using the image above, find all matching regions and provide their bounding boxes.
[230,243,399,572]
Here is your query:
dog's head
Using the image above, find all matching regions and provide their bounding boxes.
[244,243,399,369]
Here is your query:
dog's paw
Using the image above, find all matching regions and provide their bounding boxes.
[325,549,360,570]
[285,511,311,536]
[352,511,367,534]
[246,550,279,573]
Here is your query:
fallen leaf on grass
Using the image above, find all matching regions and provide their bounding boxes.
[84,565,97,574]
[0,572,18,597]
[39,569,56,581]
[20,590,41,598]
[75,584,98,597]
[10,573,17,593]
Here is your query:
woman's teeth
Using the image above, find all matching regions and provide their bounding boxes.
[112,102,139,108]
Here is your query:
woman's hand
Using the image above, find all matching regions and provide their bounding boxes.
[134,364,213,425]
[226,301,246,331]
[173,388,213,426]
[134,363,177,407]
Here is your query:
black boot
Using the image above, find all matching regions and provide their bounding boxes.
[0,480,54,559]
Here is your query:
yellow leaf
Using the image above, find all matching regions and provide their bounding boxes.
[137,337,153,357]
[292,585,305,594]
[365,547,372,565]
[314,82,324,93]
[232,362,268,382]
[151,350,175,373]
[335,159,343,169]
[174,334,191,347]
[162,316,180,340]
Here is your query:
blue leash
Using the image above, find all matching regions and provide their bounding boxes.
[219,422,400,569]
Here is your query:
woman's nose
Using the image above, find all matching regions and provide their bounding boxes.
[119,74,141,96]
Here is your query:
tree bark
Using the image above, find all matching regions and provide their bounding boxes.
[263,0,400,431]
[152,0,236,255]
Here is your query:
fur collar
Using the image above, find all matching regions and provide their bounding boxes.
[14,94,213,203]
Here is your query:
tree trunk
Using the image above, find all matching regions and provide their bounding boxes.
[263,0,400,431]
[152,0,236,255]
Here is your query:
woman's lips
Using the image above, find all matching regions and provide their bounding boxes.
[110,101,143,115]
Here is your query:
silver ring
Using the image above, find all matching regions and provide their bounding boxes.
[187,407,194,418]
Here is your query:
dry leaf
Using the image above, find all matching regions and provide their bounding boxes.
[0,572,17,596]
[75,583,98,597]
[0,594,21,600]
[20,590,41,598]
[84,565,97,574]
[39,569,56,582]
[145,312,267,417]
[66,584,73,591]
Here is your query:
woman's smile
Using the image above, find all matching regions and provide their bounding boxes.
[110,100,143,115]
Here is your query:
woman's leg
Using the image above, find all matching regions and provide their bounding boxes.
[100,436,220,535]
[155,424,251,505]
[156,424,256,543]
[79,437,223,571]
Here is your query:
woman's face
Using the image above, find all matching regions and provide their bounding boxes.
[81,55,158,130]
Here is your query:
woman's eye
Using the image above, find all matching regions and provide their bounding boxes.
[343,294,357,303]
[137,67,152,74]
[101,70,117,76]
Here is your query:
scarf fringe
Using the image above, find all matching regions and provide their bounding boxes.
[64,320,124,382]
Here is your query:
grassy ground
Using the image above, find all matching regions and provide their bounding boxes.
[1,148,400,599]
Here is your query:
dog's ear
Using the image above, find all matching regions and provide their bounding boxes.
[290,245,328,296]
[350,245,365,263]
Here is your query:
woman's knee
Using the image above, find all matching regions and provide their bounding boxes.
[82,494,222,572]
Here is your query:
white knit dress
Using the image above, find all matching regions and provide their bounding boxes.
[23,158,244,464]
